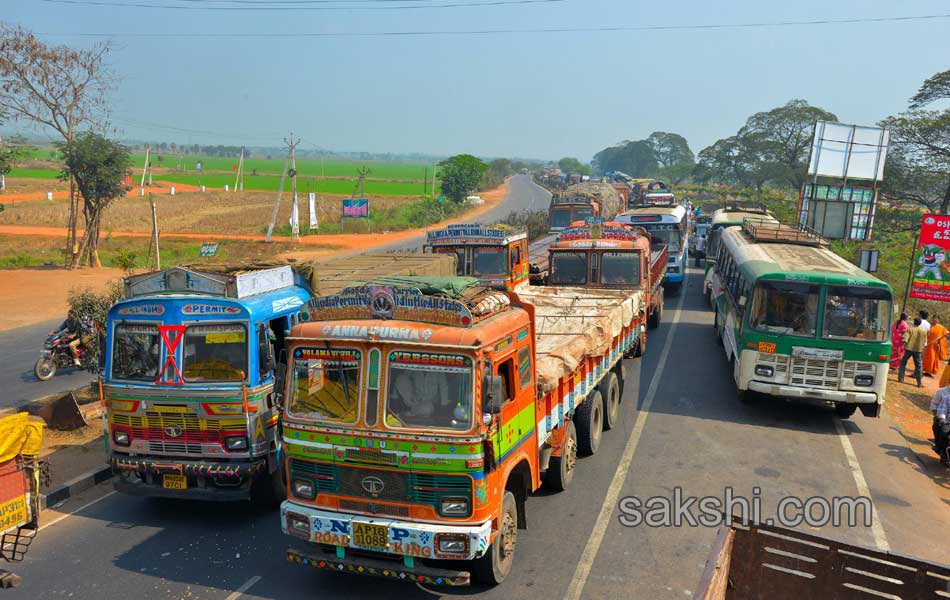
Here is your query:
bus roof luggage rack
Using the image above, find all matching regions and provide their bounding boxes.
[741,218,829,248]
[124,264,297,300]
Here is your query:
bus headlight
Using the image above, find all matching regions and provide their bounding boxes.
[113,429,130,446]
[292,479,315,500]
[755,365,774,377]
[669,267,680,274]
[436,533,469,555]
[854,375,874,387]
[225,436,248,451]
[439,498,470,517]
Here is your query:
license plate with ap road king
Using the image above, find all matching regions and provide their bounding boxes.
[352,522,389,551]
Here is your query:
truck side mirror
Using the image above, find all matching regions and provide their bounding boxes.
[483,374,504,415]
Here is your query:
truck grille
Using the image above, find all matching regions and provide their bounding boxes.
[148,441,205,455]
[790,358,841,390]
[111,413,246,446]
[338,466,410,502]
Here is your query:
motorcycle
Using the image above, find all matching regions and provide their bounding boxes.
[33,331,97,381]
[933,418,950,468]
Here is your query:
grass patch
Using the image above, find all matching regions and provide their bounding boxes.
[136,155,434,180]
[8,168,63,180]
[268,196,463,236]
[154,172,430,196]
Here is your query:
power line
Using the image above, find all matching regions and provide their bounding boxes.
[38,13,950,37]
[113,116,280,141]
[39,0,564,10]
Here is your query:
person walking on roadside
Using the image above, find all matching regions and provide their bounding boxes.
[924,315,949,376]
[920,309,931,344]
[930,385,950,466]
[890,312,909,370]
[899,317,927,387]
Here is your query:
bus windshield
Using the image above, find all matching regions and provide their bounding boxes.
[385,352,473,430]
[550,252,588,285]
[289,348,361,424]
[600,252,641,286]
[183,324,247,382]
[644,225,682,252]
[472,247,507,276]
[823,286,891,341]
[749,280,821,337]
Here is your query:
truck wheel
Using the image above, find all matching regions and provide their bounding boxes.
[835,404,857,419]
[575,391,603,456]
[544,421,576,492]
[648,300,662,330]
[472,491,518,585]
[600,373,621,431]
[34,357,56,381]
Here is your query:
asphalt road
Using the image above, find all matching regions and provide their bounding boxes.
[0,318,96,410]
[0,175,551,411]
[11,266,950,599]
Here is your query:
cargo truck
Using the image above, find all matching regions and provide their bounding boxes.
[280,274,644,585]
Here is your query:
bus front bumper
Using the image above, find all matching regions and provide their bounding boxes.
[747,381,878,404]
[281,501,492,586]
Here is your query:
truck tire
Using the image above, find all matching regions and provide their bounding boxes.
[600,373,621,431]
[648,300,662,330]
[544,421,576,492]
[472,491,518,585]
[575,390,603,456]
[835,403,857,419]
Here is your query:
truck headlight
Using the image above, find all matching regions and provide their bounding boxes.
[439,498,470,517]
[113,429,130,446]
[436,533,469,555]
[225,436,248,451]
[854,375,874,387]
[755,365,774,377]
[286,512,311,538]
[292,479,315,500]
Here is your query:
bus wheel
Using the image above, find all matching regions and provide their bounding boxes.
[704,285,711,304]
[575,391,603,456]
[545,421,576,492]
[473,491,518,585]
[714,312,723,345]
[736,389,756,404]
[835,403,857,419]
[600,373,621,431]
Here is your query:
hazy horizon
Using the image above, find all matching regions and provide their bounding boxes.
[5,0,950,163]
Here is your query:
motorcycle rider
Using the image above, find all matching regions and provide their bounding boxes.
[53,310,94,367]
[931,384,950,466]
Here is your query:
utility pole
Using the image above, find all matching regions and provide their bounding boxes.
[150,193,161,270]
[265,133,300,242]
[234,146,245,192]
[290,135,300,241]
[140,145,151,189]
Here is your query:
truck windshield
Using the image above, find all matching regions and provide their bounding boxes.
[472,248,507,276]
[550,252,587,285]
[111,324,160,381]
[182,324,247,382]
[573,206,594,222]
[385,351,472,431]
[550,208,572,230]
[749,281,820,337]
[288,348,361,424]
[600,252,641,286]
[823,286,891,341]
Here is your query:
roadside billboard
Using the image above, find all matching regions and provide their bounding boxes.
[342,198,369,219]
[910,214,950,302]
[808,121,889,182]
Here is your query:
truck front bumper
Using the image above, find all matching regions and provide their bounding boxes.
[111,454,268,501]
[747,381,878,404]
[281,501,492,585]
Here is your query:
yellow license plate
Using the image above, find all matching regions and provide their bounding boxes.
[162,474,187,490]
[0,495,29,531]
[352,522,389,551]
[758,341,777,354]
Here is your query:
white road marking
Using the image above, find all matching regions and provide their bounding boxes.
[833,417,890,551]
[225,575,262,600]
[38,489,117,532]
[564,284,687,600]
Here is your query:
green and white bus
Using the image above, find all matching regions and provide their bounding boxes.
[703,204,778,305]
[711,219,893,419]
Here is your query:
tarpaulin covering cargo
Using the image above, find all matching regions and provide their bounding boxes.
[515,287,641,392]
[0,414,44,465]
[562,182,623,221]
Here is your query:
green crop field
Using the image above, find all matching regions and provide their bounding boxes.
[8,168,62,180]
[131,154,434,181]
[154,172,432,195]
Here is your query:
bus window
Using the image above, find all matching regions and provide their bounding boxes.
[550,252,588,285]
[749,281,820,336]
[473,248,507,276]
[601,252,641,285]
[822,286,891,341]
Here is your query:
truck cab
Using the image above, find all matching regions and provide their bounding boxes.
[424,224,530,291]
[548,194,598,231]
[104,265,311,502]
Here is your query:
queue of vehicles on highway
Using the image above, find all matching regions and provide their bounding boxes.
[72,177,946,595]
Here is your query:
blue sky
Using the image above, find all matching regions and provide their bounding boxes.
[6,0,950,161]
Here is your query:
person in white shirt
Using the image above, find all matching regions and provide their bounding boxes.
[920,309,931,347]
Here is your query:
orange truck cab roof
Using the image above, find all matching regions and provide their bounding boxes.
[551,221,651,252]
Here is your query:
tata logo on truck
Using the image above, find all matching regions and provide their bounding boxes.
[361,476,385,496]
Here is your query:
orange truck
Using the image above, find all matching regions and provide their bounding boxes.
[279,273,646,586]
[424,224,531,291]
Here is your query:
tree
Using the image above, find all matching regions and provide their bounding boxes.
[737,100,837,189]
[439,154,487,203]
[557,157,592,176]
[592,140,658,177]
[0,22,117,265]
[658,162,694,185]
[59,132,130,267]
[646,132,694,168]
[481,158,513,190]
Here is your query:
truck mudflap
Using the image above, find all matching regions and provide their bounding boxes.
[286,546,470,587]
[111,455,268,501]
